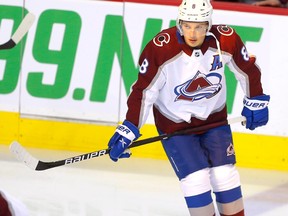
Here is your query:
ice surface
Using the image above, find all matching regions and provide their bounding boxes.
[0,144,287,216]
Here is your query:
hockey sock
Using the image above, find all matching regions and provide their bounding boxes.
[220,209,244,216]
[214,186,244,216]
[185,190,215,216]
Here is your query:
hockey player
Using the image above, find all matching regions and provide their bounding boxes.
[107,0,270,215]
[0,190,28,216]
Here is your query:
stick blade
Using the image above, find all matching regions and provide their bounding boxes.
[9,141,38,170]
[0,39,16,50]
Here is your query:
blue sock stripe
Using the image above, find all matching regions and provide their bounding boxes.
[185,190,213,208]
[214,186,242,204]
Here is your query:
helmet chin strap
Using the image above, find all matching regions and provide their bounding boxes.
[176,23,222,62]
[206,31,223,62]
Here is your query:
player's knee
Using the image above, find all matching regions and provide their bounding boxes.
[210,164,241,192]
[180,168,214,209]
[180,168,211,196]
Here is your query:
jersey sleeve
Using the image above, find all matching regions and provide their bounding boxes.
[224,28,264,98]
[125,38,166,128]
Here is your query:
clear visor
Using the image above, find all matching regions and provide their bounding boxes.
[180,21,208,35]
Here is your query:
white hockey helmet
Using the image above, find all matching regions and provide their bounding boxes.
[177,0,213,35]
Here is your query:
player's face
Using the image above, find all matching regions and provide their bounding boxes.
[181,21,208,48]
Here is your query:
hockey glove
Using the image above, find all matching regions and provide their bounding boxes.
[108,120,140,162]
[241,94,270,130]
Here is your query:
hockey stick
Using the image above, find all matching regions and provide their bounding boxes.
[0,12,35,50]
[9,116,246,171]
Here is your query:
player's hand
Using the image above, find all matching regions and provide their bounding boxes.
[241,94,270,130]
[108,120,140,162]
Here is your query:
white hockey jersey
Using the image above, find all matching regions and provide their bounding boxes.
[126,25,264,133]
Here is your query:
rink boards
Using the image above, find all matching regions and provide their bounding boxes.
[1,111,287,171]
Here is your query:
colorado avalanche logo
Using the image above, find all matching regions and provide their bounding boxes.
[174,71,222,102]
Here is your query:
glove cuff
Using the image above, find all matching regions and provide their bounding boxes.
[243,94,270,111]
[115,120,140,141]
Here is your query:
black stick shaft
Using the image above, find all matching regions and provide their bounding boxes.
[35,119,229,170]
